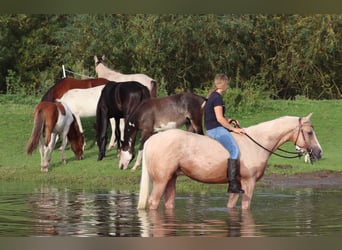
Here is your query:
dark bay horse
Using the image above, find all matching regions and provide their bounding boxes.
[26,101,85,172]
[119,92,207,171]
[96,81,150,161]
[94,55,157,97]
[137,113,323,210]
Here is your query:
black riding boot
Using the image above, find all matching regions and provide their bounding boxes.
[227,159,244,193]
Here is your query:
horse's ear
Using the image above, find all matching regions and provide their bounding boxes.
[304,112,313,121]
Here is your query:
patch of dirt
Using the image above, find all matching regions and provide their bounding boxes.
[260,170,342,189]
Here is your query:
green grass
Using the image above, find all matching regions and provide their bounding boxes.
[0,94,341,191]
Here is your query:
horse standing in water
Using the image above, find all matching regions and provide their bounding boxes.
[96,81,150,161]
[26,101,85,172]
[119,92,207,171]
[138,113,323,210]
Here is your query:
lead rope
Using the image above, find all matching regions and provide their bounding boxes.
[230,119,303,159]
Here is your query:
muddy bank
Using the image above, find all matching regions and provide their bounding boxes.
[260,170,342,189]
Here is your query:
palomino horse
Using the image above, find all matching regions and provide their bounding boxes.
[94,55,157,97]
[41,77,118,149]
[96,81,150,161]
[119,92,207,171]
[137,113,323,210]
[26,101,85,172]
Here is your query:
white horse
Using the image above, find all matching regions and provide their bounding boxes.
[138,114,323,210]
[26,101,85,172]
[94,55,157,97]
[59,85,123,149]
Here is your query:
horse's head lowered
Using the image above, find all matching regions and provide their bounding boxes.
[293,113,323,162]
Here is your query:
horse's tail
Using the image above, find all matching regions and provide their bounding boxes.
[150,80,157,98]
[26,109,45,155]
[200,96,207,109]
[137,146,151,210]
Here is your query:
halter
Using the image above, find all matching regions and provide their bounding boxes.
[231,118,308,159]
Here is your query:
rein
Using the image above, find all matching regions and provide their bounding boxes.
[231,119,304,159]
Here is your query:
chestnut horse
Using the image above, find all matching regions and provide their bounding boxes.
[26,101,85,172]
[41,77,120,149]
[41,77,109,101]
[138,113,323,210]
[94,55,157,97]
[96,81,150,161]
[119,92,207,171]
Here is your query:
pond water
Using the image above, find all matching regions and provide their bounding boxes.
[0,184,342,237]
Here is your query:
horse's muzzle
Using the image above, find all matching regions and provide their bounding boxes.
[309,147,323,161]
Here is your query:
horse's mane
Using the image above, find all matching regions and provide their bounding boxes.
[246,116,299,133]
[41,78,66,101]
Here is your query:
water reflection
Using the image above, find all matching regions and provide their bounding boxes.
[139,208,259,237]
[27,187,141,236]
[1,185,342,236]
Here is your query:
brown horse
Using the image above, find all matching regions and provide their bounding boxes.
[26,101,85,172]
[41,77,109,102]
[138,113,323,210]
[119,92,207,171]
[41,77,120,149]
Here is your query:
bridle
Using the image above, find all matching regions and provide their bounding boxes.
[231,118,312,160]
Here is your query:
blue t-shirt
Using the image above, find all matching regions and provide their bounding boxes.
[204,92,225,130]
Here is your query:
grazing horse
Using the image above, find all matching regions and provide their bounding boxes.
[26,101,85,172]
[41,77,120,149]
[96,81,150,161]
[94,55,157,97]
[137,113,323,210]
[119,92,207,171]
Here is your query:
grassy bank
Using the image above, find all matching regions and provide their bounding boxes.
[0,94,341,191]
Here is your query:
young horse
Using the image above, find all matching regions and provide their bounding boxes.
[119,92,207,171]
[94,55,157,98]
[96,81,151,161]
[137,113,323,210]
[26,101,85,172]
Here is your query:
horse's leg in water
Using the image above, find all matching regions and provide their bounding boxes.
[163,175,177,209]
[148,180,169,210]
[227,193,240,209]
[240,178,256,210]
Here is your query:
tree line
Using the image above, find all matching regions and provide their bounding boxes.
[0,14,341,99]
